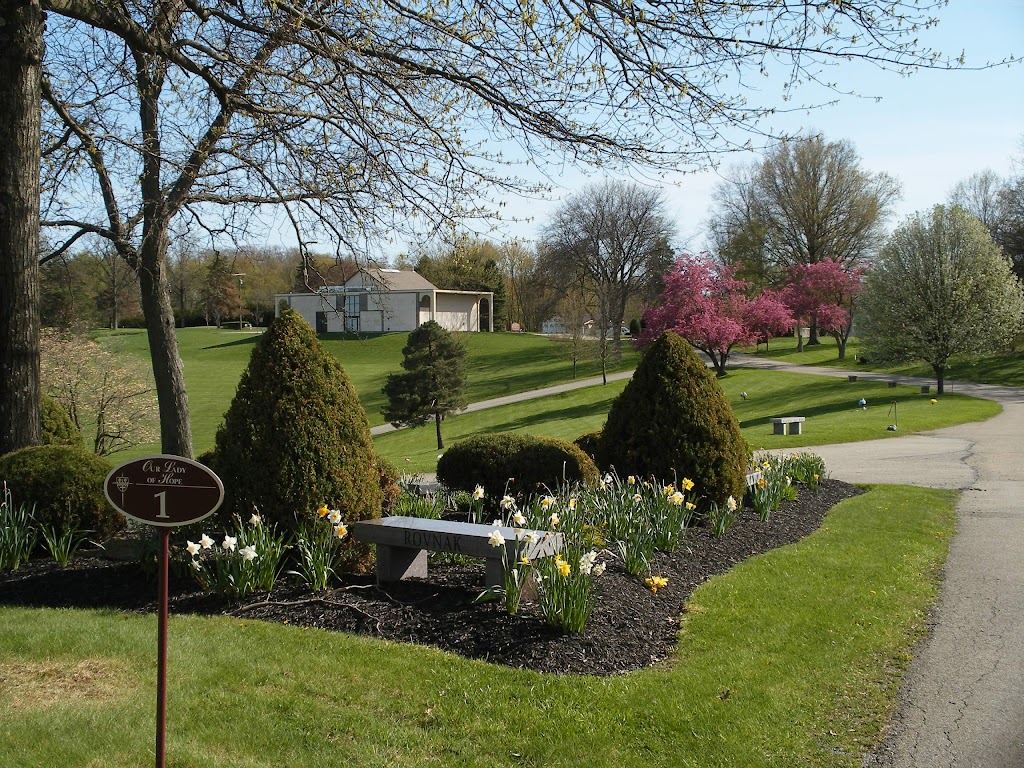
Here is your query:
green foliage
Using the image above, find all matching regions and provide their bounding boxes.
[437,432,599,497]
[0,484,38,570]
[573,429,605,466]
[381,321,468,449]
[414,236,507,330]
[40,394,81,447]
[598,332,748,505]
[0,446,123,541]
[213,308,383,552]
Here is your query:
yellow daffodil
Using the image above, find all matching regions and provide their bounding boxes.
[757,477,767,488]
[317,504,330,518]
[540,495,556,509]
[627,475,636,485]
[685,501,696,511]
[662,484,675,496]
[568,498,577,511]
[681,477,694,491]
[645,575,668,593]
[668,491,685,506]
[556,556,571,577]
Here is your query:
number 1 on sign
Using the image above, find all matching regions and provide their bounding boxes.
[154,491,169,519]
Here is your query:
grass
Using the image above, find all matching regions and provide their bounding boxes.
[377,369,1000,473]
[741,334,1024,388]
[0,485,957,767]
[97,328,639,458]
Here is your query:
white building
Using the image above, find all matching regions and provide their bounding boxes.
[275,268,494,334]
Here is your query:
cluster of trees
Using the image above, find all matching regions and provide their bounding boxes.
[0,0,988,458]
[41,243,305,330]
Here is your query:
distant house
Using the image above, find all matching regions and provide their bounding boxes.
[275,268,494,334]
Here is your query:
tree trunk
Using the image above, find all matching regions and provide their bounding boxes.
[0,0,43,454]
[434,411,444,450]
[808,319,821,345]
[835,334,847,360]
[796,328,805,353]
[934,363,945,395]
[138,230,193,457]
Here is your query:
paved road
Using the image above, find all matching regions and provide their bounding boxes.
[732,354,1024,767]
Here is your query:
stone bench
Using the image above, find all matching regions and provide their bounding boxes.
[770,416,805,435]
[350,516,564,588]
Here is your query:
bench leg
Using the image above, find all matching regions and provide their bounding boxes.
[790,422,802,435]
[375,545,428,582]
[485,558,504,589]
[773,423,786,435]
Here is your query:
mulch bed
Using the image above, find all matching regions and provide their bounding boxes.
[0,479,861,676]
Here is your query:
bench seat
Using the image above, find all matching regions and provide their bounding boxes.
[351,516,564,587]
[770,416,805,435]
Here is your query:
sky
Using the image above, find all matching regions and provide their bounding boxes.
[449,0,1024,255]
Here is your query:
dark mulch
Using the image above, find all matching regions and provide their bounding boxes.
[0,480,861,676]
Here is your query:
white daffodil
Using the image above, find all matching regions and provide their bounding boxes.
[492,518,503,528]
[473,485,485,500]
[186,540,201,556]
[627,475,636,485]
[334,523,348,539]
[549,512,560,527]
[592,562,606,577]
[727,495,738,512]
[579,551,598,575]
[523,531,539,545]
[568,498,577,511]
[633,493,643,503]
[488,529,506,548]
[249,513,262,526]
[239,545,257,562]
[668,491,685,506]
[327,509,342,524]
[500,495,515,510]
[602,473,613,486]
[512,511,526,526]
[222,535,237,552]
[199,534,214,549]
[540,495,555,509]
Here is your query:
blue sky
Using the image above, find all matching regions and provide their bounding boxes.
[480,0,1024,253]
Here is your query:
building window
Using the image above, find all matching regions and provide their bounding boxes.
[345,294,360,317]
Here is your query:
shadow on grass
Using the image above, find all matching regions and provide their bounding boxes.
[472,398,615,434]
[201,335,264,350]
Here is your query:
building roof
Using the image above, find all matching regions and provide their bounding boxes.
[347,268,437,291]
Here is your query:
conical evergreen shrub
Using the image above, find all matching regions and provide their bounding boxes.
[599,332,747,505]
[214,309,383,542]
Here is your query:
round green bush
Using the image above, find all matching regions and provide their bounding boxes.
[213,308,384,546]
[598,332,747,506]
[437,432,599,498]
[41,395,81,447]
[0,445,123,540]
[573,430,605,466]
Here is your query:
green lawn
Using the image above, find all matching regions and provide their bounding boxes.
[99,328,639,457]
[378,369,1000,473]
[0,485,957,767]
[740,335,1024,388]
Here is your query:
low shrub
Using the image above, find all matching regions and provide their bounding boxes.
[573,430,605,466]
[0,446,124,542]
[437,432,599,499]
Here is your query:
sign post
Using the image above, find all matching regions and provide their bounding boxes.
[104,456,224,768]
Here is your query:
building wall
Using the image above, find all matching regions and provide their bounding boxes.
[435,294,479,332]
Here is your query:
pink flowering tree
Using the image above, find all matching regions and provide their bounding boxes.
[781,258,865,358]
[638,253,793,376]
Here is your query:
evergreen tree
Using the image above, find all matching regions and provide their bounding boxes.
[214,308,383,538]
[382,321,468,450]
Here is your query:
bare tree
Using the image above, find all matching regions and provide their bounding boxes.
[540,180,674,375]
[949,169,1006,229]
[0,0,994,456]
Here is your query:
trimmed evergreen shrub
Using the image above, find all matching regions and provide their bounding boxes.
[213,308,384,552]
[41,394,81,447]
[598,332,747,506]
[0,445,123,540]
[437,432,599,498]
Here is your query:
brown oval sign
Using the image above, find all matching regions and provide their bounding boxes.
[104,455,225,528]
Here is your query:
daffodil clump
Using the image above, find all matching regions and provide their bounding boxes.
[707,494,740,539]
[779,452,827,490]
[535,543,606,634]
[0,482,37,571]
[290,505,351,591]
[185,510,288,597]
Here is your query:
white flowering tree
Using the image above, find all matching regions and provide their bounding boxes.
[859,205,1024,394]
